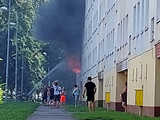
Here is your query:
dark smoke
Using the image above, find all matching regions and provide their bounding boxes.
[32,1,85,102]
[34,0,85,57]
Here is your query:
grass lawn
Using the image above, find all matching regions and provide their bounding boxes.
[0,102,39,120]
[65,105,160,120]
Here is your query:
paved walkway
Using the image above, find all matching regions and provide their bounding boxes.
[27,105,75,120]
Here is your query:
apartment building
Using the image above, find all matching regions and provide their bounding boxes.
[81,0,160,117]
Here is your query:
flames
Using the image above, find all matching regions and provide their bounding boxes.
[67,56,81,74]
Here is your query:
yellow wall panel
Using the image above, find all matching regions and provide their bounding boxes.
[136,90,143,106]
[105,92,110,103]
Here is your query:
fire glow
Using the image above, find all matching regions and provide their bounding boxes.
[67,56,81,74]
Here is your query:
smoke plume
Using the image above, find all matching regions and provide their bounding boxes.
[34,0,85,65]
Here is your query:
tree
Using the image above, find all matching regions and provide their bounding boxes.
[0,0,47,93]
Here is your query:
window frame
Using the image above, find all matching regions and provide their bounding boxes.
[157,0,160,23]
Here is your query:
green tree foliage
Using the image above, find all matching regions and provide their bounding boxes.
[0,0,47,93]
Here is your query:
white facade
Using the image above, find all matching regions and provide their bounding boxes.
[82,0,159,85]
[81,0,160,116]
[82,0,116,81]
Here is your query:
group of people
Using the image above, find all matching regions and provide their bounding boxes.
[42,77,127,112]
[42,81,66,107]
[41,77,97,112]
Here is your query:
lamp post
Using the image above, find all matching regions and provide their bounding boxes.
[5,0,11,100]
[21,54,24,97]
[15,12,18,99]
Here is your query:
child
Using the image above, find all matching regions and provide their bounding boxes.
[60,91,66,105]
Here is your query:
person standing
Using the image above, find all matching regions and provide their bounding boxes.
[60,92,66,105]
[120,81,127,112]
[72,85,80,108]
[50,83,55,105]
[83,77,96,112]
[47,87,51,105]
[53,81,61,108]
[60,87,66,105]
[42,86,47,104]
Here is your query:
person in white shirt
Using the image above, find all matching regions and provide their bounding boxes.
[53,81,61,108]
[72,85,80,108]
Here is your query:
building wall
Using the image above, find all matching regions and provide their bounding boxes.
[103,68,117,102]
[155,0,160,107]
[128,48,156,106]
[155,56,160,106]
[81,0,160,117]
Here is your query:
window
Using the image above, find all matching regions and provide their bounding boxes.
[100,40,103,59]
[88,0,91,10]
[93,9,98,32]
[102,39,104,54]
[85,0,88,12]
[86,0,90,12]
[137,2,140,33]
[129,36,131,54]
[93,49,94,65]
[157,0,160,21]
[141,0,144,29]
[107,0,111,11]
[133,5,136,36]
[120,21,123,44]
[93,49,95,65]
[107,0,115,11]
[144,0,149,26]
[95,47,97,63]
[88,19,92,40]
[125,15,128,43]
[107,34,109,52]
[123,18,125,43]
[117,23,120,47]
[112,29,114,49]
[109,33,111,50]
[87,55,89,68]
[111,30,113,48]
[101,0,105,18]
[89,53,91,67]
[98,43,100,61]
[113,29,115,46]
[91,50,92,66]
[99,1,103,21]
[151,17,155,41]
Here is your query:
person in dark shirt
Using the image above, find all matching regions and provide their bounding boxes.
[42,86,47,104]
[120,81,127,112]
[83,76,96,112]
[50,85,54,105]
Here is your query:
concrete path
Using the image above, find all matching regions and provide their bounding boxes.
[27,105,75,120]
